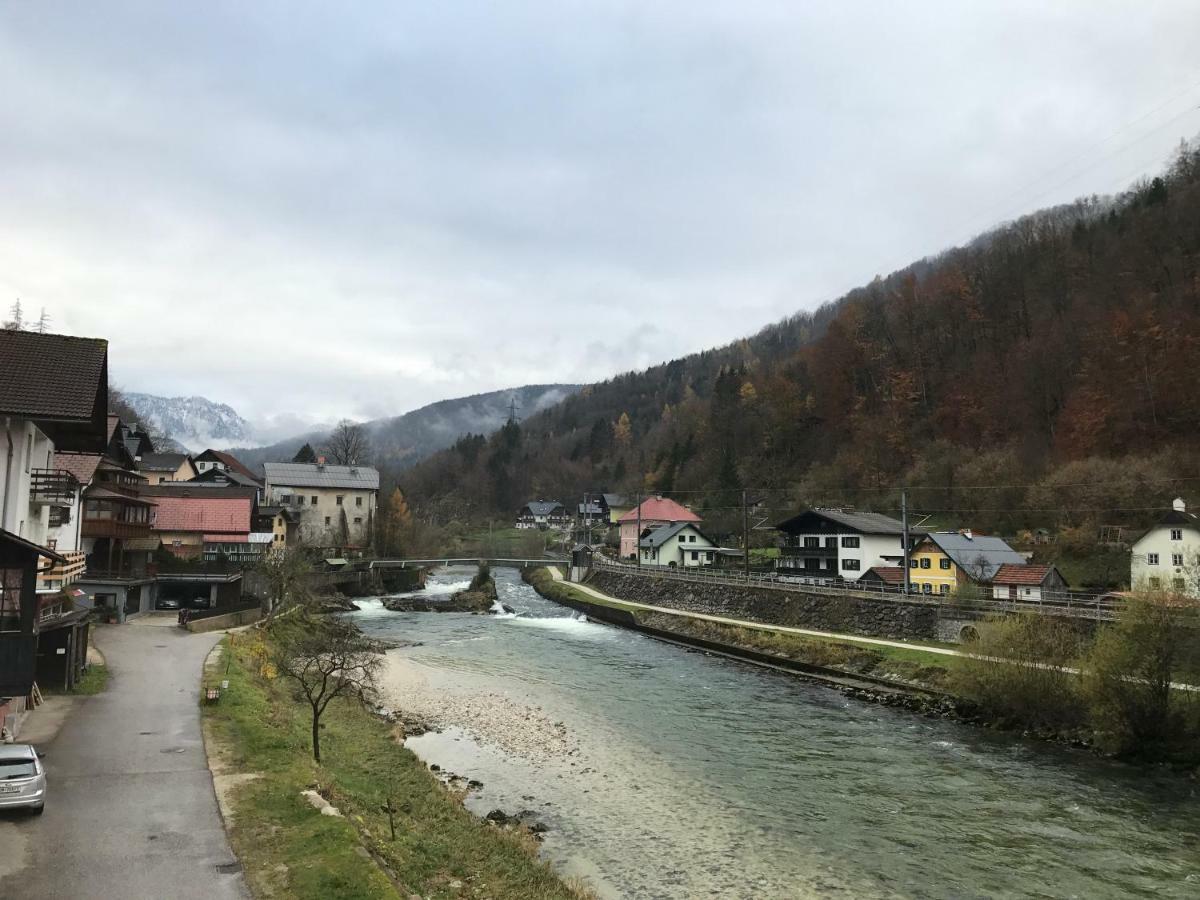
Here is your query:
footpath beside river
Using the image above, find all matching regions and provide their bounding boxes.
[356,568,1200,900]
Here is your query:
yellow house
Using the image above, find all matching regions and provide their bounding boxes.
[908,531,1028,597]
[139,452,198,485]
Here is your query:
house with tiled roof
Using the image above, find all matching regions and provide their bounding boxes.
[139,452,197,485]
[773,508,913,582]
[909,531,1028,596]
[990,564,1066,601]
[1131,498,1200,598]
[195,449,260,483]
[639,521,716,567]
[151,494,252,559]
[516,500,570,530]
[617,496,701,559]
[858,565,906,588]
[263,461,379,549]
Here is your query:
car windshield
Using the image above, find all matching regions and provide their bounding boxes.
[0,758,36,779]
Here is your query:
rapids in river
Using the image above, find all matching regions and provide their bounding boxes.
[349,568,1200,899]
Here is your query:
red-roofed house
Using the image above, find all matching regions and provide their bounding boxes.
[858,565,906,589]
[152,494,252,558]
[990,564,1066,601]
[617,496,701,559]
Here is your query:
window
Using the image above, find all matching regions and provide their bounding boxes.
[909,559,918,569]
[842,558,861,571]
[356,496,363,507]
[1170,529,1183,541]
[0,568,24,632]
[841,536,860,549]
[922,583,932,594]
[679,535,687,543]
[1149,576,1162,589]
[939,558,952,570]
[324,517,331,526]
[354,517,362,525]
[706,552,713,562]
[1147,553,1160,565]
[296,496,305,506]
[311,495,318,505]
[804,537,820,549]
[691,551,698,561]
[1173,553,1184,567]
[939,584,950,595]
[920,558,931,569]
[1173,578,1186,592]
[689,535,696,543]
[336,495,344,506]
[25,432,32,473]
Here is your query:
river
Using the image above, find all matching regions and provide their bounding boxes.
[349,568,1200,900]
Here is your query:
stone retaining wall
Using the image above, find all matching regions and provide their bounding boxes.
[186,607,263,633]
[590,571,941,641]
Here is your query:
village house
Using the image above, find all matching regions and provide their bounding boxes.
[515,500,570,530]
[263,460,379,549]
[908,531,1027,596]
[990,564,1067,601]
[1131,498,1200,597]
[773,509,910,582]
[858,565,906,590]
[138,451,197,484]
[577,499,607,526]
[149,491,253,559]
[639,521,717,567]
[194,448,260,482]
[618,496,701,559]
[0,328,110,705]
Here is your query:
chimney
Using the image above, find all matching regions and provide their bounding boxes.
[1173,497,1186,513]
[960,528,973,540]
[316,456,326,469]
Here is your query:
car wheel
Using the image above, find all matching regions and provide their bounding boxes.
[30,803,44,816]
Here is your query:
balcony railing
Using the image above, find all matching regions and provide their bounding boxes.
[38,550,87,590]
[30,468,78,504]
[81,518,152,540]
[778,540,839,557]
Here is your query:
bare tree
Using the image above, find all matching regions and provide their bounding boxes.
[256,546,314,619]
[34,307,50,334]
[270,612,383,762]
[3,299,23,330]
[324,419,370,466]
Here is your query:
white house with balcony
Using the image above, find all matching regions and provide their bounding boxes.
[1131,498,1200,598]
[773,508,912,582]
[639,522,717,567]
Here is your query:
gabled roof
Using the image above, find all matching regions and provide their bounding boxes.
[521,500,564,516]
[862,565,905,585]
[618,497,701,524]
[139,452,192,472]
[919,532,1026,581]
[774,508,907,535]
[191,467,260,488]
[640,521,711,548]
[0,328,109,451]
[1132,507,1200,546]
[0,527,67,564]
[196,449,260,482]
[992,564,1057,586]
[54,451,104,486]
[263,462,380,490]
[578,502,604,515]
[601,493,628,508]
[151,495,252,534]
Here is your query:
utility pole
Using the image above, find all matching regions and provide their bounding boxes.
[635,491,642,567]
[742,489,750,578]
[901,490,911,595]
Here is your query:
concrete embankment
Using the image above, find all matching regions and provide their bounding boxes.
[590,568,949,641]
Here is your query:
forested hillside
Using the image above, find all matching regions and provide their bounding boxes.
[399,140,1200,544]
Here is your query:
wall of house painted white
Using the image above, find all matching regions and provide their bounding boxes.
[1131,525,1200,598]
[778,530,905,582]
[639,525,715,567]
[0,418,54,545]
[992,583,1044,601]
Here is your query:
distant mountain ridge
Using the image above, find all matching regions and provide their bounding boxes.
[227,383,582,472]
[124,392,254,452]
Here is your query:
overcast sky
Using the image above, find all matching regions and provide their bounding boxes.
[2,2,1198,436]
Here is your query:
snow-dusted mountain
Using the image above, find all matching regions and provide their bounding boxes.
[124,393,255,452]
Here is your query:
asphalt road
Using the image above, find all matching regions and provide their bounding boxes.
[5,619,249,899]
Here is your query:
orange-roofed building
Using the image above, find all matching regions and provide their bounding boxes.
[152,494,252,558]
[617,496,700,559]
[990,564,1067,602]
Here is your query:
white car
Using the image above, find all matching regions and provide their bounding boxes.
[0,744,46,815]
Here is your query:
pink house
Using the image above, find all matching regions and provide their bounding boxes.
[618,496,701,559]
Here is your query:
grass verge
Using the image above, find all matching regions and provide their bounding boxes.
[203,631,588,900]
[71,663,109,695]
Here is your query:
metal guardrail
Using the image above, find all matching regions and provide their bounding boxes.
[591,558,1124,621]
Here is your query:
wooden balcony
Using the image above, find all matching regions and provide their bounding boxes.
[81,518,152,540]
[38,550,87,590]
[29,468,78,505]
